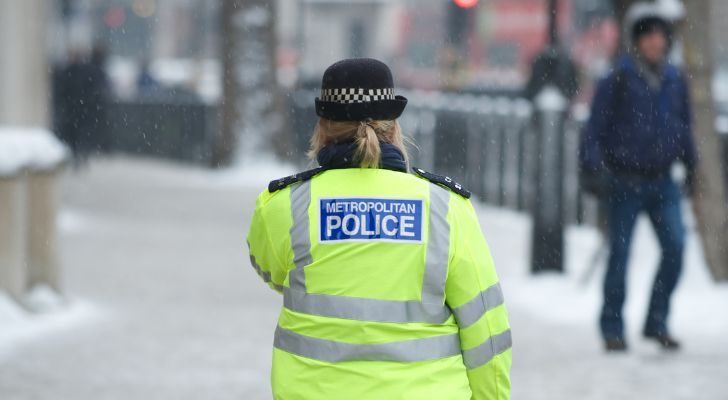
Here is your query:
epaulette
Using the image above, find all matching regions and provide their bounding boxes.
[268,167,326,193]
[412,167,471,199]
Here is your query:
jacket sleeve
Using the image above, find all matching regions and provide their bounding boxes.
[247,191,287,293]
[679,75,698,171]
[446,197,511,400]
[580,74,616,173]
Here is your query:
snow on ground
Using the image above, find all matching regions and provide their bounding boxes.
[476,203,728,400]
[0,291,98,358]
[1,156,726,400]
[481,202,728,338]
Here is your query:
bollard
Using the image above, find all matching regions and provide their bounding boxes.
[530,86,568,273]
[26,168,62,292]
[0,137,29,302]
[23,130,68,294]
[0,128,68,303]
[0,175,27,301]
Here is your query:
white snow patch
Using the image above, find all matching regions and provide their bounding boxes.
[0,291,100,359]
[0,292,25,325]
[534,85,568,112]
[238,5,269,28]
[182,156,298,190]
[715,115,728,135]
[474,201,728,336]
[58,209,91,234]
[24,285,66,314]
[0,127,69,175]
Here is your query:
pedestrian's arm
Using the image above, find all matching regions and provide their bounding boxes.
[247,192,287,293]
[446,198,512,400]
[580,76,615,173]
[679,76,698,171]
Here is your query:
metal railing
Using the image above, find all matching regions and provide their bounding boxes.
[289,88,728,229]
[288,88,590,225]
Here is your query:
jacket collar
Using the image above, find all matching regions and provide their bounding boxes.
[617,54,679,86]
[316,141,408,173]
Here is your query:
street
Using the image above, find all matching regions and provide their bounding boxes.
[1,157,726,400]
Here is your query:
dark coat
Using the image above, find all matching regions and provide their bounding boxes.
[580,55,697,177]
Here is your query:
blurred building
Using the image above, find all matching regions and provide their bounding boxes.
[0,0,50,126]
[279,0,401,85]
[712,0,728,66]
[46,0,726,96]
[46,0,621,96]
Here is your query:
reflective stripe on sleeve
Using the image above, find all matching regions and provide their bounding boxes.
[250,254,284,292]
[451,283,505,329]
[461,329,512,370]
[420,185,451,305]
[249,254,272,282]
[289,181,312,290]
[283,287,451,324]
[274,326,462,363]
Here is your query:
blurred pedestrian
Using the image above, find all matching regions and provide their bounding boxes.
[580,3,697,352]
[58,45,111,166]
[136,59,160,95]
[247,59,512,399]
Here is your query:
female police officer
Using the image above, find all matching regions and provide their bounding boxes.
[247,58,511,399]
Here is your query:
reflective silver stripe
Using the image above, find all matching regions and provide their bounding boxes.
[250,254,285,292]
[249,254,272,282]
[274,326,461,363]
[452,283,505,329]
[289,181,312,290]
[421,185,451,305]
[462,329,512,370]
[284,287,451,324]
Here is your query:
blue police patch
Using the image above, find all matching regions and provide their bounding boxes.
[319,198,423,243]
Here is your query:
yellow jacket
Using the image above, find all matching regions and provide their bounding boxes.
[248,168,511,399]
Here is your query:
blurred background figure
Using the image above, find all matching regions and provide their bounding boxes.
[55,45,111,166]
[580,2,696,352]
[135,59,160,95]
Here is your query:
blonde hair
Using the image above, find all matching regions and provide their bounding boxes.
[308,118,410,169]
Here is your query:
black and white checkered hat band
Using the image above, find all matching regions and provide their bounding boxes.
[320,88,395,104]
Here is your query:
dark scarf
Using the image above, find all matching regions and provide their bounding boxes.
[633,53,664,91]
[317,141,408,173]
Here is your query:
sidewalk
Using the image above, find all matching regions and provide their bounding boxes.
[1,156,726,400]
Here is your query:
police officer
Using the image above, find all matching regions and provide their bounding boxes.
[248,58,511,399]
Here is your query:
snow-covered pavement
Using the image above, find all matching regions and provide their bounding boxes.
[1,156,726,400]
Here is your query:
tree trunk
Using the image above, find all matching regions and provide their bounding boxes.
[683,0,728,281]
[215,0,279,167]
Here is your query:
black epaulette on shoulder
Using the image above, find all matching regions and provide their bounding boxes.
[412,167,471,199]
[268,166,326,193]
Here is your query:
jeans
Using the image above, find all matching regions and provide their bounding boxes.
[600,174,685,339]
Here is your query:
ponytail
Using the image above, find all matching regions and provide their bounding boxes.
[355,120,382,168]
[309,118,410,169]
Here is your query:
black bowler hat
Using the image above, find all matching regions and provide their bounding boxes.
[315,58,408,122]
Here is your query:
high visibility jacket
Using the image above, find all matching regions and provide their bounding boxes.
[247,168,511,400]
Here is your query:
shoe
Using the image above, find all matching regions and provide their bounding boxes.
[604,337,628,352]
[644,333,681,351]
